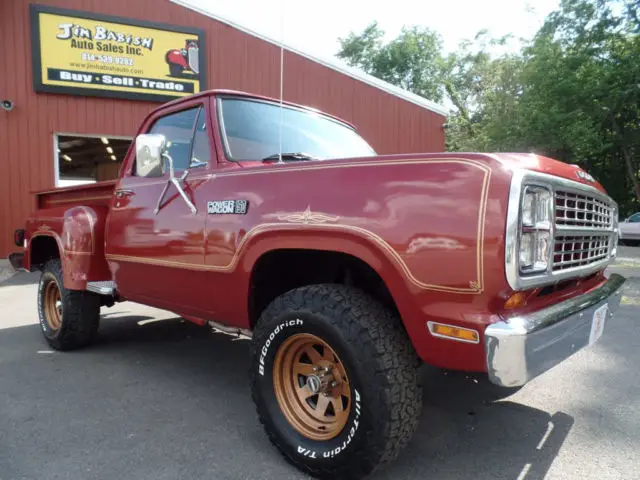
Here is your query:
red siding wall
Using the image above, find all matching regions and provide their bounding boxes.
[0,0,445,257]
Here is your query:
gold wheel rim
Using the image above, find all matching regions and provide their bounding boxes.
[43,280,62,330]
[273,333,351,441]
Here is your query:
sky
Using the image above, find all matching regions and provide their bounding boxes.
[181,0,561,59]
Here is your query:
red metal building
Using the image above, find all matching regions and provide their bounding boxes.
[0,0,447,258]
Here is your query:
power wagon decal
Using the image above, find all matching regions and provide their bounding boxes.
[207,200,248,215]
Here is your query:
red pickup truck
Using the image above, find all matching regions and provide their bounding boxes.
[11,89,625,478]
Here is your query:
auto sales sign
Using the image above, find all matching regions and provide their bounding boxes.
[30,5,206,102]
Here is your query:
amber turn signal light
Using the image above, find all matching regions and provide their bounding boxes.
[504,291,528,310]
[427,322,480,344]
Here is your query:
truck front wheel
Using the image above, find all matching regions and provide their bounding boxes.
[38,259,100,350]
[249,284,422,478]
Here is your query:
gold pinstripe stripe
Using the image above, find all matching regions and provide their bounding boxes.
[33,205,97,255]
[215,157,488,178]
[105,158,491,294]
[54,157,490,294]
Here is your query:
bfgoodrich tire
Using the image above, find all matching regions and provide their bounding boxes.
[38,259,100,351]
[249,284,422,479]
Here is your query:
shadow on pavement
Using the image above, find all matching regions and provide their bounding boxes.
[373,367,574,479]
[0,270,39,287]
[0,313,574,480]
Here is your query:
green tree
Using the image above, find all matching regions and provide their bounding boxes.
[336,0,639,211]
[519,0,640,210]
[337,21,446,103]
[441,32,526,152]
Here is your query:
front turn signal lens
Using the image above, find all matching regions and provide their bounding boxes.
[504,291,528,310]
[427,322,480,344]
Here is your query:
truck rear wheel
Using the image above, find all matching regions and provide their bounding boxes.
[38,259,100,350]
[249,284,422,478]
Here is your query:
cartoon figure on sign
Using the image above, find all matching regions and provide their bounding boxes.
[165,39,199,78]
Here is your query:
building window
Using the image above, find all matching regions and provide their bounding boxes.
[55,134,132,187]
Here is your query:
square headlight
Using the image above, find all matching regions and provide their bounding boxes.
[519,231,550,273]
[522,187,552,228]
[519,186,552,274]
[522,192,535,226]
[519,232,534,268]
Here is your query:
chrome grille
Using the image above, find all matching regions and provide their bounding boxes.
[553,188,615,271]
[555,190,613,228]
[553,234,610,271]
[506,169,619,291]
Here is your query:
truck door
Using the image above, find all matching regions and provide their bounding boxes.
[105,102,217,317]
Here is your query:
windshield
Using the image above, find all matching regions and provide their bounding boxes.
[218,97,377,161]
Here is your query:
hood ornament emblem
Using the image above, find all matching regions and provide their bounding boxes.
[576,170,595,183]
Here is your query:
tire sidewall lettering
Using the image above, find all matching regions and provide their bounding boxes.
[37,276,46,332]
[255,315,368,463]
[298,388,362,460]
[258,318,303,376]
[38,273,59,339]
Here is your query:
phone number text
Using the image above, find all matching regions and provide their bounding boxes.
[81,53,134,66]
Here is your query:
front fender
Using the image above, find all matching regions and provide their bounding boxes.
[233,224,420,336]
[240,224,410,292]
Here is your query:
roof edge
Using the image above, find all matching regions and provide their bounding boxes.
[169,0,449,117]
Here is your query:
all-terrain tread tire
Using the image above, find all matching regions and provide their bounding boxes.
[38,259,100,351]
[249,284,422,479]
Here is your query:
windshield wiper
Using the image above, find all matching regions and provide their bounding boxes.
[261,152,318,162]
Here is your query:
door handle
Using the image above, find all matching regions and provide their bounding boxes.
[115,189,134,199]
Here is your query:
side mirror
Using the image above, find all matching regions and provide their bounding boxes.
[139,133,198,216]
[135,134,167,178]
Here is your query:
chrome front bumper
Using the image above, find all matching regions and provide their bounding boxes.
[485,274,626,387]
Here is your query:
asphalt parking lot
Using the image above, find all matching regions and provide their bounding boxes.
[2,248,640,480]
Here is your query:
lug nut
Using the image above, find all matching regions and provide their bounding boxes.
[331,381,337,387]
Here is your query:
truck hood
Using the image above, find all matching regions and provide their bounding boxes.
[318,152,607,195]
[492,153,607,194]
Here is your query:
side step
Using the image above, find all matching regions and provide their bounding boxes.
[208,320,252,340]
[86,281,115,295]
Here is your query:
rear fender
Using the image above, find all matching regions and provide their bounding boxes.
[28,206,111,290]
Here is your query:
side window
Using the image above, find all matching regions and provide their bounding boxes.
[191,107,211,167]
[146,107,198,172]
[629,213,640,223]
